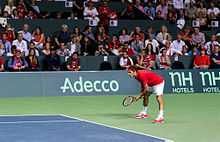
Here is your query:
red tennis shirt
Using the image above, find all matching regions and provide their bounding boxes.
[136,70,164,87]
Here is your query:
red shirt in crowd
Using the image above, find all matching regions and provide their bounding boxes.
[139,54,156,68]
[17,3,26,19]
[136,70,164,88]
[0,57,4,66]
[194,55,210,66]
[5,30,14,42]
[70,58,80,70]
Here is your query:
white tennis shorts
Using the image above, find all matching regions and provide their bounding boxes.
[149,81,165,96]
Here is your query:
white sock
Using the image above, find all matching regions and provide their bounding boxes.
[157,110,164,119]
[141,106,148,114]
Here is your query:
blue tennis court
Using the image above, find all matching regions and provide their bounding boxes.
[0,115,172,142]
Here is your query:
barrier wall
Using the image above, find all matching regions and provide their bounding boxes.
[2,55,194,71]
[0,69,219,97]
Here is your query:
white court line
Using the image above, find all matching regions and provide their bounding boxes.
[0,114,59,117]
[0,113,58,117]
[0,120,80,124]
[60,114,174,142]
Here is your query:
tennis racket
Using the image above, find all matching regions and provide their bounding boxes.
[122,96,142,107]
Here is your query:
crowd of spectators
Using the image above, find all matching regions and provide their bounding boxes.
[0,0,219,72]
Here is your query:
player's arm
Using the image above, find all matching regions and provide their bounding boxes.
[137,84,149,100]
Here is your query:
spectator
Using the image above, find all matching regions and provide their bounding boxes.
[170,34,187,55]
[108,35,120,56]
[72,0,83,19]
[66,52,80,71]
[27,42,40,57]
[96,25,109,44]
[98,1,111,29]
[68,36,81,56]
[191,27,206,47]
[122,1,135,18]
[7,45,17,57]
[22,24,32,43]
[17,0,27,19]
[145,26,156,39]
[176,9,185,30]
[179,27,192,48]
[26,10,37,19]
[5,23,16,43]
[95,44,109,56]
[136,47,155,70]
[144,1,156,20]
[145,44,156,69]
[45,48,61,71]
[145,34,159,53]
[11,8,19,19]
[204,35,220,55]
[72,26,83,40]
[157,48,171,70]
[56,42,70,57]
[30,0,40,14]
[83,1,99,23]
[32,27,45,49]
[134,0,144,13]
[156,25,172,44]
[81,36,94,56]
[193,48,210,69]
[42,42,51,56]
[0,33,12,56]
[4,0,16,16]
[130,34,144,55]
[173,0,184,10]
[167,4,177,24]
[45,36,54,48]
[156,0,168,20]
[12,32,28,56]
[207,2,220,19]
[0,54,4,71]
[162,40,173,56]
[195,2,207,19]
[210,45,220,69]
[2,10,10,18]
[171,54,185,69]
[119,51,134,70]
[185,1,197,19]
[119,28,130,44]
[26,48,39,71]
[7,49,28,71]
[82,26,95,41]
[120,42,133,56]
[55,24,71,46]
[196,11,207,29]
[130,26,145,42]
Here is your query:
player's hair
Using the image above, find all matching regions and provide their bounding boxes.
[127,65,138,72]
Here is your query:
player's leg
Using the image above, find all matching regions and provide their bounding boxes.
[136,92,151,119]
[142,92,150,113]
[152,81,165,123]
[155,95,164,120]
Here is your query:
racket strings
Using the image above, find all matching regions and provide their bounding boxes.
[123,96,135,106]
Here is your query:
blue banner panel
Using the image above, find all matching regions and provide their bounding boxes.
[0,69,219,97]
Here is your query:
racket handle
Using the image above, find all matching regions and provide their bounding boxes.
[135,96,142,101]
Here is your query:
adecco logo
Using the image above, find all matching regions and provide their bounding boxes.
[60,76,120,93]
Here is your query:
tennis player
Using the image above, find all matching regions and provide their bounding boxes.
[127,66,165,123]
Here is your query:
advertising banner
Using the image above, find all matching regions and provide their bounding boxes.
[156,69,220,93]
[0,69,219,97]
